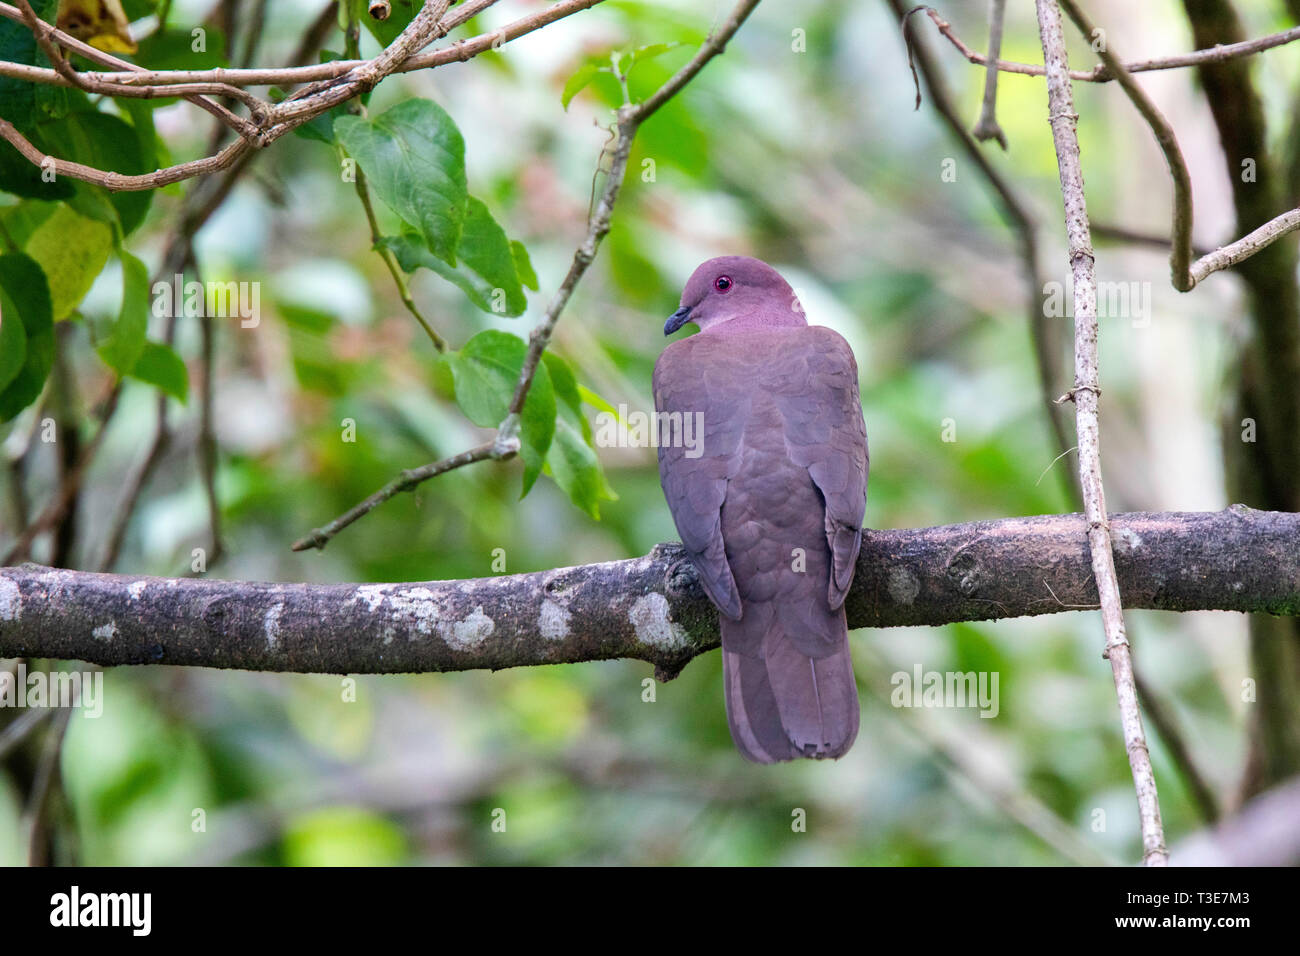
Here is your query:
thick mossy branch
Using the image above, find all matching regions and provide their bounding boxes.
[1,507,1296,678]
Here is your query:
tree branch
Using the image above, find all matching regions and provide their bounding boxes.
[971,0,1008,149]
[4,508,1298,678]
[891,0,1077,503]
[1035,0,1167,866]
[1189,207,1300,286]
[0,0,607,191]
[907,5,1300,82]
[1058,0,1194,292]
[294,0,764,551]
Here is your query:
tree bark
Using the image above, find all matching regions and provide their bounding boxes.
[1181,0,1300,796]
[1,507,1295,678]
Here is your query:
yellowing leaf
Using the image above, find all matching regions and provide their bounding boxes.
[56,0,136,54]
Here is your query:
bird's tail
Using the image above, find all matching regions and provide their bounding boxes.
[721,601,860,763]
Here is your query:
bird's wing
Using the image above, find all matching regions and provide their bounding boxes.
[653,338,746,620]
[773,326,869,610]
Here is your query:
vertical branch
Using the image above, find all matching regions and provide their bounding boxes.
[972,0,1008,148]
[1058,0,1193,291]
[893,0,1077,502]
[1181,0,1300,799]
[1034,0,1167,866]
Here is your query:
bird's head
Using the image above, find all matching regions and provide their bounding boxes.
[664,255,803,335]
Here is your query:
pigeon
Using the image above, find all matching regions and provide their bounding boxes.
[654,255,869,762]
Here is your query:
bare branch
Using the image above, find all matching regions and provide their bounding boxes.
[1,385,121,567]
[0,0,599,90]
[1133,669,1221,824]
[1091,221,1210,258]
[5,0,267,136]
[891,0,1076,501]
[0,0,608,191]
[907,5,1300,83]
[1035,0,1167,867]
[4,508,1298,677]
[504,0,761,424]
[297,0,764,552]
[290,442,500,552]
[353,165,447,352]
[1189,207,1300,286]
[1059,0,1194,292]
[971,0,1008,149]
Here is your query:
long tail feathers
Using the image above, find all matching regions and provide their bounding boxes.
[721,605,859,764]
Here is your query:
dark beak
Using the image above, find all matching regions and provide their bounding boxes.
[664,305,692,335]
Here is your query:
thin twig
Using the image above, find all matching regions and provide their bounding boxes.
[0,706,50,761]
[1133,668,1221,824]
[2,384,122,566]
[505,0,762,426]
[907,5,1300,83]
[294,0,764,551]
[0,0,603,192]
[971,0,1008,149]
[291,441,499,551]
[1092,221,1210,258]
[193,255,225,572]
[9,0,266,135]
[1189,207,1300,286]
[353,166,447,352]
[0,0,600,89]
[95,398,169,572]
[1035,0,1167,867]
[893,0,1077,501]
[22,701,73,866]
[340,2,445,352]
[1058,0,1194,292]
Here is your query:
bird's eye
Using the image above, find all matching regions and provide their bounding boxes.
[714,276,733,292]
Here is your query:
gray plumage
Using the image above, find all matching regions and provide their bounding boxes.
[654,256,869,763]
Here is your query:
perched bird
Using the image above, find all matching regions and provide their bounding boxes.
[654,256,869,763]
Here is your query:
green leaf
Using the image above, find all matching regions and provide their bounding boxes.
[132,27,228,83]
[628,42,682,66]
[384,198,530,316]
[511,240,538,291]
[0,0,60,129]
[0,126,75,202]
[578,383,620,419]
[444,330,555,495]
[350,0,421,48]
[0,253,55,423]
[38,111,153,234]
[547,418,617,519]
[94,251,150,375]
[543,352,590,442]
[0,288,27,392]
[20,203,114,320]
[128,341,188,403]
[335,99,467,264]
[562,62,610,110]
[542,352,616,517]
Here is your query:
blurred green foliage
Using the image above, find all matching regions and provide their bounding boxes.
[0,0,1284,864]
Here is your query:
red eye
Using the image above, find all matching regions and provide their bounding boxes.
[714,276,733,292]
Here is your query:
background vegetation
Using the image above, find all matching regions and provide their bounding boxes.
[2,0,1298,864]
